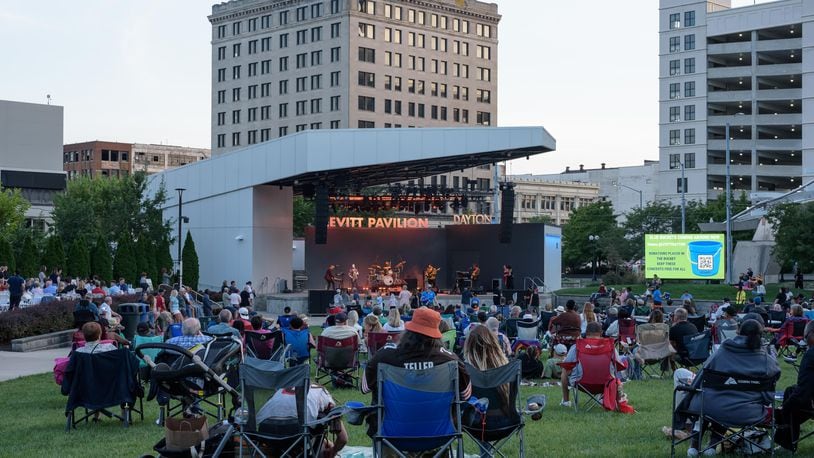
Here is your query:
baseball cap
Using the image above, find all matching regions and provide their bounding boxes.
[238,307,250,319]
[405,307,442,339]
[554,344,567,356]
[335,312,348,322]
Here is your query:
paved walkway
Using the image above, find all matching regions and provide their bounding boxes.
[0,347,70,382]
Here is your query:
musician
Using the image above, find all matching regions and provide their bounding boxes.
[325,265,338,290]
[424,264,439,288]
[398,285,412,308]
[470,263,480,287]
[349,264,359,288]
[420,284,436,306]
[503,264,514,289]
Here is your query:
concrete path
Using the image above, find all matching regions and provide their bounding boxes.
[0,347,70,382]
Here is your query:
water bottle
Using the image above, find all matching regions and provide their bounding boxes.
[467,396,489,414]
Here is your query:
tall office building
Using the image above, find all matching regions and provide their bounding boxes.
[208,0,500,203]
[658,0,814,204]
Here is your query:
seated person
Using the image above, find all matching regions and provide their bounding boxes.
[669,308,700,363]
[462,325,516,431]
[98,296,123,323]
[549,300,581,341]
[382,308,405,332]
[518,346,544,380]
[249,315,271,334]
[99,318,130,347]
[605,307,633,339]
[602,307,619,334]
[166,317,213,349]
[776,320,814,451]
[321,312,359,340]
[485,317,512,356]
[256,383,347,458]
[464,311,488,337]
[75,322,118,354]
[208,309,241,339]
[559,322,626,408]
[543,344,568,379]
[74,293,100,321]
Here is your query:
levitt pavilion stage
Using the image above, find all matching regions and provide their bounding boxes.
[147,127,559,296]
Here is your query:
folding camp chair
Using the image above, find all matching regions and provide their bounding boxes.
[678,331,712,371]
[502,318,519,340]
[712,321,738,351]
[315,335,360,388]
[560,338,626,412]
[246,329,286,362]
[539,311,555,335]
[374,361,464,458]
[278,315,293,330]
[516,319,541,341]
[282,327,312,366]
[768,310,787,328]
[61,348,144,431]
[776,318,809,358]
[616,318,636,351]
[687,315,707,334]
[671,369,778,457]
[463,360,525,457]
[634,323,673,379]
[214,358,343,458]
[366,332,401,360]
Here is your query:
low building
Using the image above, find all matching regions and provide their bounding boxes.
[63,141,210,178]
[509,177,600,225]
[0,99,67,231]
[132,143,210,174]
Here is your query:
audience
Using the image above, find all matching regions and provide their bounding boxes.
[166,318,213,349]
[776,320,814,451]
[75,322,118,354]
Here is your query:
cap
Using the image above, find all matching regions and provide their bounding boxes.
[335,312,348,322]
[238,307,249,319]
[554,306,565,313]
[405,307,442,339]
[554,344,567,355]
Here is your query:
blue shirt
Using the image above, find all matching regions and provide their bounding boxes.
[420,290,436,304]
[74,301,100,320]
[652,289,663,303]
[7,275,24,295]
[166,334,213,349]
[108,285,120,295]
[43,284,58,295]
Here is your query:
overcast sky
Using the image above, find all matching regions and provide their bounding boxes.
[0,0,773,174]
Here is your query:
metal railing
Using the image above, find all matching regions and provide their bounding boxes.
[523,276,548,293]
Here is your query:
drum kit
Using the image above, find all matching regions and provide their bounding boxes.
[368,260,406,289]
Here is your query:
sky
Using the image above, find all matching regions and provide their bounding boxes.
[0,0,775,174]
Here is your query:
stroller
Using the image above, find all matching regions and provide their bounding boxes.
[136,335,243,425]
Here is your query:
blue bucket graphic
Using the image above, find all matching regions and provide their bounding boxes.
[688,241,722,277]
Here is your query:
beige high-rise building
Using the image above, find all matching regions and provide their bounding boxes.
[209,0,500,199]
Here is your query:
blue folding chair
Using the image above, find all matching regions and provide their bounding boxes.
[374,361,464,458]
[278,315,293,330]
[282,328,311,366]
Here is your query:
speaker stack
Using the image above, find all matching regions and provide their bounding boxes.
[314,184,329,245]
[499,183,515,244]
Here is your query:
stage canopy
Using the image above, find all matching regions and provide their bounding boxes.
[147,127,557,290]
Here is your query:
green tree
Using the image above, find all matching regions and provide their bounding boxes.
[562,201,625,271]
[41,235,66,273]
[768,202,814,273]
[0,238,15,273]
[293,196,315,237]
[91,236,113,282]
[181,231,199,290]
[622,201,681,259]
[155,238,174,286]
[0,186,30,243]
[135,236,155,286]
[526,215,554,224]
[113,234,137,284]
[65,237,90,278]
[17,233,39,278]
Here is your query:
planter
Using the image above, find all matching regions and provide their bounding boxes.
[11,329,74,352]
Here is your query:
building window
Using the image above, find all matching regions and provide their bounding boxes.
[233,43,241,58]
[684,81,695,97]
[217,25,227,39]
[311,98,322,113]
[476,111,491,126]
[358,71,375,87]
[249,84,259,98]
[279,126,288,137]
[279,56,289,71]
[232,87,241,101]
[261,128,270,141]
[669,106,680,122]
[279,10,289,25]
[311,3,322,18]
[232,132,241,146]
[477,67,491,81]
[280,33,289,48]
[476,89,491,103]
[279,103,288,118]
[669,12,680,29]
[248,40,257,54]
[358,120,375,128]
[358,23,375,39]
[331,22,340,38]
[358,0,375,14]
[217,46,226,60]
[296,77,306,92]
[684,57,695,74]
[217,90,226,104]
[217,68,226,82]
[248,62,257,77]
[684,152,696,168]
[331,47,340,62]
[669,129,680,145]
[358,95,375,111]
[676,177,688,193]
[359,47,375,63]
[331,0,340,14]
[217,134,226,148]
[296,6,307,21]
[669,153,681,169]
[261,15,271,29]
[330,96,340,111]
[669,83,680,99]
[248,107,257,122]
[310,74,321,90]
[232,110,241,124]
[684,34,695,50]
[669,36,680,52]
[232,21,241,35]
[297,30,307,45]
[684,105,695,121]
[217,112,226,126]
[279,79,288,94]
[684,10,695,27]
[330,71,340,87]
[330,120,340,129]
[311,27,322,42]
[261,105,271,120]
[669,59,680,76]
[311,50,322,66]
[232,65,241,79]
[296,100,307,116]
[248,130,257,145]
[684,128,695,144]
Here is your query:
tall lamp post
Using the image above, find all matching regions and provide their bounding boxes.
[589,234,600,281]
[680,160,686,233]
[616,183,643,210]
[175,188,186,288]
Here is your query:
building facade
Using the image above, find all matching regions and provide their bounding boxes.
[63,141,210,178]
[658,0,814,204]
[508,176,600,226]
[0,100,67,231]
[208,0,500,204]
[517,160,660,219]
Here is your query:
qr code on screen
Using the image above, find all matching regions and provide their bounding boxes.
[697,255,714,271]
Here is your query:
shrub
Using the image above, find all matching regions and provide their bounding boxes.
[602,270,642,286]
[0,238,15,273]
[91,236,113,282]
[41,235,66,274]
[182,231,199,291]
[17,234,39,279]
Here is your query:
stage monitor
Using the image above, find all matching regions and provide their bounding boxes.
[644,234,725,280]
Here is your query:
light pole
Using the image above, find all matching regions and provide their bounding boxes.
[616,183,643,210]
[680,160,686,233]
[724,113,746,284]
[589,234,600,281]
[175,188,186,288]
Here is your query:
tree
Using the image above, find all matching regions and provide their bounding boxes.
[65,237,90,279]
[155,238,174,285]
[17,233,39,278]
[135,236,155,285]
[0,186,30,243]
[526,215,554,225]
[181,231,199,290]
[91,236,113,281]
[0,238,15,273]
[41,235,66,274]
[622,201,681,259]
[113,234,137,284]
[562,201,625,271]
[768,202,814,273]
[293,196,315,237]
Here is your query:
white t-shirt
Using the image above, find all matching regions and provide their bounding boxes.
[256,385,335,423]
[99,303,113,320]
[229,292,241,306]
[398,290,412,306]
[383,322,405,332]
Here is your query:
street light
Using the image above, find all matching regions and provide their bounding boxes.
[680,160,686,233]
[615,182,643,210]
[175,188,186,288]
[588,234,600,281]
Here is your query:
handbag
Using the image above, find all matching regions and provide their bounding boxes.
[165,415,209,452]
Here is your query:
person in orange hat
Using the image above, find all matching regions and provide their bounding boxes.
[361,306,472,436]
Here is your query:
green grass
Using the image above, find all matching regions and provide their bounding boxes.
[556,282,814,301]
[2,334,812,457]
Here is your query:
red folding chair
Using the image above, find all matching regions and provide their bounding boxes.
[560,337,627,412]
[366,331,402,359]
[315,335,360,388]
[776,318,809,358]
[616,318,636,352]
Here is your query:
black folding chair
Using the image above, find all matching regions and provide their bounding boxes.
[677,331,711,371]
[687,315,707,334]
[463,360,525,457]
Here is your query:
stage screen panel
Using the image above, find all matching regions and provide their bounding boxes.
[644,234,725,280]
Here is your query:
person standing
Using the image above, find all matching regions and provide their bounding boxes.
[7,270,25,311]
[349,264,359,289]
[503,264,514,289]
[470,263,480,288]
[325,265,337,290]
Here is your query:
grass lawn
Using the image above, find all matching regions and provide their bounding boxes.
[2,330,813,457]
[556,282,814,302]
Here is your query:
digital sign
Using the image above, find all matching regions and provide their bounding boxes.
[644,234,725,280]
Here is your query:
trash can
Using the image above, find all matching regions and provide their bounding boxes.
[118,303,149,341]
